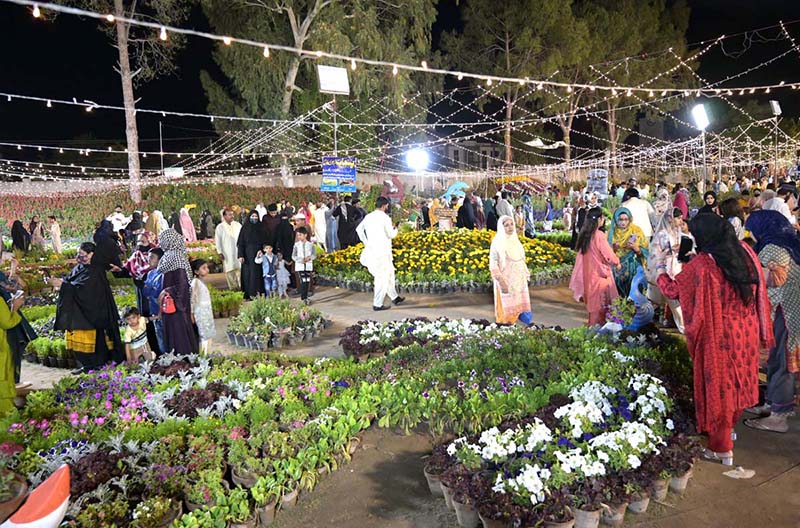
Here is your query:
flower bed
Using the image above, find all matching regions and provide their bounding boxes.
[316,229,574,293]
[0,321,693,527]
[533,231,572,248]
[226,296,332,350]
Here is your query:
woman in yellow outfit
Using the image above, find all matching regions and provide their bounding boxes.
[0,294,25,416]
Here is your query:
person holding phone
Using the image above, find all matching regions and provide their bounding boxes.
[608,207,649,297]
[0,291,25,416]
[0,258,35,383]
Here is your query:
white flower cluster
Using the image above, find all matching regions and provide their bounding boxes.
[358,318,491,345]
[446,419,553,464]
[479,427,519,462]
[628,373,669,421]
[494,464,552,505]
[588,421,664,469]
[553,448,606,477]
[569,381,617,417]
[553,400,605,439]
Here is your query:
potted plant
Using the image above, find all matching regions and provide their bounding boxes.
[0,470,27,524]
[568,478,605,528]
[184,468,227,512]
[228,440,269,489]
[251,474,280,527]
[225,487,257,528]
[130,496,182,528]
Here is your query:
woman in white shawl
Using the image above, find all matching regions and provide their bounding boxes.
[489,215,533,325]
[647,207,689,333]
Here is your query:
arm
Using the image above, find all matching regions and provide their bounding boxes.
[384,216,398,240]
[596,233,621,267]
[307,243,317,262]
[292,243,300,263]
[214,226,224,255]
[356,221,367,244]
[656,272,680,299]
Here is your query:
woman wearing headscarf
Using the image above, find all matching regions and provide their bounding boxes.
[145,210,166,239]
[647,208,689,334]
[608,207,649,297]
[522,194,535,236]
[156,229,197,355]
[125,211,144,246]
[237,210,267,300]
[179,208,197,243]
[542,198,556,232]
[650,188,672,227]
[699,191,719,215]
[672,189,689,219]
[122,232,159,352]
[29,216,45,250]
[0,293,25,416]
[489,216,532,325]
[93,219,123,271]
[719,198,746,240]
[168,209,183,236]
[0,258,36,383]
[483,196,497,232]
[655,214,773,465]
[325,200,339,252]
[570,208,621,325]
[10,221,29,254]
[52,242,125,371]
[743,211,800,433]
[199,210,215,240]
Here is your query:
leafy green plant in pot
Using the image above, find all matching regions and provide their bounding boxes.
[0,470,27,524]
[251,474,281,527]
[228,439,271,489]
[130,496,182,528]
[224,487,257,528]
[184,468,228,512]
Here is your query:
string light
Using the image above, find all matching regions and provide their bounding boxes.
[159,27,167,41]
[648,90,654,98]
[518,79,525,86]
[223,36,232,45]
[46,99,51,108]
[105,13,114,22]
[457,73,464,81]
[32,3,39,17]
[350,58,356,70]
[486,78,492,86]
[421,60,428,69]
[315,50,323,58]
[392,64,398,76]
[566,85,572,93]
[263,46,270,58]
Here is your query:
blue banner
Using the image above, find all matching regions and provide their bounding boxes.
[321,156,357,192]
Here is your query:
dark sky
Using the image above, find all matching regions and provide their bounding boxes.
[1,0,800,159]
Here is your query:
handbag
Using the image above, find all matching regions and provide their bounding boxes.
[161,291,176,314]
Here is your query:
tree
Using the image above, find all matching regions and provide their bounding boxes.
[200,0,440,165]
[62,0,190,202]
[441,0,588,165]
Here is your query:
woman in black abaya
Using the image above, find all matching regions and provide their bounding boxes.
[237,210,267,299]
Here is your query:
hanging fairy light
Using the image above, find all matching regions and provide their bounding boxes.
[46,100,52,108]
[106,14,114,22]
[392,64,398,76]
[421,60,428,69]
[566,85,573,93]
[159,27,167,41]
[457,73,464,81]
[32,4,40,17]
[263,46,270,58]
[350,58,356,70]
[486,78,493,86]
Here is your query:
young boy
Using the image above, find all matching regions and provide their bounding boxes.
[276,252,290,299]
[291,227,316,305]
[123,306,154,363]
[254,244,279,296]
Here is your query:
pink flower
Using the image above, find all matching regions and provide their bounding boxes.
[94,417,106,425]
[325,390,331,397]
[276,369,284,376]
[309,386,317,394]
[278,387,285,398]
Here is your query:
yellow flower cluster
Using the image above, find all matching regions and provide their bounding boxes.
[316,229,574,283]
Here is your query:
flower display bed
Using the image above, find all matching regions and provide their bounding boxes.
[0,319,694,527]
[315,229,574,293]
[226,296,332,351]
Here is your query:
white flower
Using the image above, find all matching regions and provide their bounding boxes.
[665,419,675,430]
[627,454,641,469]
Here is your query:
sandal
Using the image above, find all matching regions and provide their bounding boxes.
[700,448,734,466]
[744,415,788,434]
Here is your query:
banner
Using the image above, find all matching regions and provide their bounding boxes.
[321,156,357,192]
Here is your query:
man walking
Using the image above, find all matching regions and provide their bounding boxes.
[357,197,405,311]
[214,208,242,290]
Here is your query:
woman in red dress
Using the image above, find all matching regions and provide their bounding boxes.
[655,213,773,465]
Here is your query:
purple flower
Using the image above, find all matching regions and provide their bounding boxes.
[422,391,430,399]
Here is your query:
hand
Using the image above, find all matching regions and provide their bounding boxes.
[49,278,63,289]
[158,291,166,304]
[149,315,161,321]
[10,295,24,312]
[256,251,263,257]
[304,257,311,263]
[628,241,640,254]
[238,257,245,263]
[615,263,622,270]
[109,264,122,273]
[612,242,619,251]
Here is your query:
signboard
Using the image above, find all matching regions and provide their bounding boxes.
[436,208,457,219]
[164,167,184,178]
[321,156,357,192]
[317,65,350,95]
[586,169,609,200]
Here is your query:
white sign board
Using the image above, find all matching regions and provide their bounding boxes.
[164,167,184,178]
[317,65,350,95]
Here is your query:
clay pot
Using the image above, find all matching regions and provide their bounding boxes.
[651,479,669,501]
[422,464,444,497]
[229,514,257,528]
[348,436,361,455]
[572,507,601,528]
[0,473,28,524]
[440,482,455,511]
[669,465,693,494]
[256,501,277,527]
[280,488,299,510]
[156,501,182,528]
[544,515,576,528]
[478,513,509,528]
[600,503,628,527]
[453,498,481,528]
[231,466,259,489]
[628,493,650,514]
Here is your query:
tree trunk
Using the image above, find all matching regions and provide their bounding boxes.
[114,0,141,203]
[504,95,513,164]
[607,103,617,179]
[281,55,302,117]
[559,123,572,184]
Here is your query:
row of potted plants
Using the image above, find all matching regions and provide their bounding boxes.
[226,295,331,350]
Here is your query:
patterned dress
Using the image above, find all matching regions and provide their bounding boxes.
[758,244,800,373]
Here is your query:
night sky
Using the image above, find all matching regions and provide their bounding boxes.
[1,0,800,161]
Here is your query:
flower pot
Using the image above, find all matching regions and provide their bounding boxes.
[600,503,627,527]
[0,473,28,524]
[478,513,508,528]
[573,507,601,528]
[231,466,259,489]
[422,464,444,497]
[651,479,669,501]
[229,514,257,528]
[67,358,77,369]
[234,333,245,347]
[440,482,455,511]
[348,436,361,455]
[544,515,575,528]
[628,493,650,514]
[56,358,68,368]
[256,501,277,527]
[669,465,694,494]
[280,488,299,510]
[453,498,480,528]
[155,501,182,528]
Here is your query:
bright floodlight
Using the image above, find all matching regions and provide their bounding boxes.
[769,100,782,116]
[405,148,430,172]
[691,104,710,131]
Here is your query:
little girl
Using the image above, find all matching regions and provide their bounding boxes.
[190,259,216,354]
[275,252,291,299]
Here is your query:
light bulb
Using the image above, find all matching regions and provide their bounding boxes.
[392,64,398,76]
[223,36,232,45]
[749,88,755,94]
[457,73,464,81]
[33,4,40,18]
[589,86,596,92]
[315,50,323,57]
[46,100,52,108]
[626,89,632,96]
[106,14,114,22]
[765,87,771,93]
[59,148,63,154]
[661,90,667,96]
[649,90,654,98]
[612,89,618,96]
[566,85,572,93]
[159,27,167,41]
[263,46,270,58]
[350,59,356,70]
[537,83,543,90]
[486,78,492,86]
[739,90,745,95]
[17,145,21,150]
[85,106,92,112]
[421,60,428,69]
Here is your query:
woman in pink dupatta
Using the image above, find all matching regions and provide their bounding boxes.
[179,208,197,243]
[489,216,532,325]
[569,208,621,325]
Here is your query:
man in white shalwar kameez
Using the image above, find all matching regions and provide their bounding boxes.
[214,208,243,290]
[313,201,329,252]
[357,197,405,311]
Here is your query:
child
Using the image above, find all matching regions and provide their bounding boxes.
[292,227,316,305]
[276,252,291,299]
[254,244,279,296]
[123,307,154,363]
[142,248,166,355]
[190,259,216,355]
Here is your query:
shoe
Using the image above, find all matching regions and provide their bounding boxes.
[373,305,390,311]
[744,414,789,433]
[71,367,86,375]
[700,448,734,466]
[303,299,311,306]
[392,296,406,305]
[744,403,771,416]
